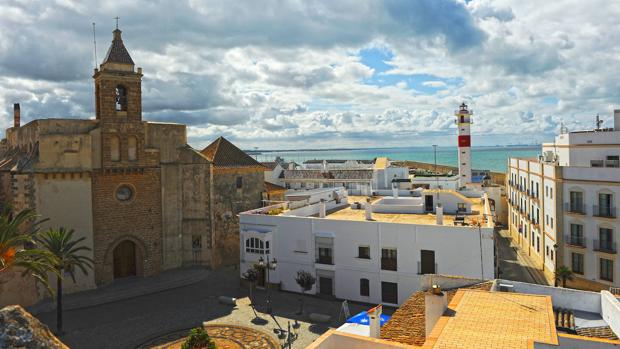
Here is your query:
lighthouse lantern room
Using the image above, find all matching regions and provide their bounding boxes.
[455,103,473,187]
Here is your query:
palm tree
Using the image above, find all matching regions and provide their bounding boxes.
[37,227,93,334]
[555,266,574,288]
[0,205,53,292]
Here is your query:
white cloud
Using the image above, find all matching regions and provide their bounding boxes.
[1,0,620,150]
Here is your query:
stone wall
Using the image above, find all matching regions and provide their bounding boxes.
[0,268,40,308]
[211,167,265,268]
[91,168,162,285]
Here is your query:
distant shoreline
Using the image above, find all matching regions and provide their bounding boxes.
[245,144,541,154]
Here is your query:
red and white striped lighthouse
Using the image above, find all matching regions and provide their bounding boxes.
[455,103,472,187]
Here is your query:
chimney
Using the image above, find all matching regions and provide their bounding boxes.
[436,203,443,225]
[288,162,294,170]
[425,285,448,337]
[392,182,399,198]
[365,198,373,220]
[13,103,20,128]
[319,199,326,218]
[614,109,620,131]
[368,304,382,338]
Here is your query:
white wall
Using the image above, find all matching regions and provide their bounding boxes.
[240,210,495,306]
[602,290,620,336]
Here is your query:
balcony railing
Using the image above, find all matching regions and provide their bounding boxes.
[316,255,333,265]
[381,258,397,271]
[417,261,438,275]
[565,202,586,214]
[565,234,586,248]
[593,205,616,218]
[594,240,617,254]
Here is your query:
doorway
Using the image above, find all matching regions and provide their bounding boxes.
[113,240,136,279]
[420,250,436,274]
[425,195,434,212]
[319,276,333,296]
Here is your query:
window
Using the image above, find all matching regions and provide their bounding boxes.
[128,136,137,161]
[245,237,268,254]
[536,236,540,253]
[192,235,202,251]
[236,176,243,189]
[545,186,548,197]
[110,135,120,162]
[550,188,553,199]
[597,193,614,217]
[550,217,553,229]
[381,248,397,271]
[569,224,584,246]
[572,253,584,274]
[569,191,584,213]
[115,185,133,201]
[115,85,127,111]
[598,227,615,252]
[360,278,370,297]
[381,281,398,304]
[317,247,333,265]
[600,258,614,282]
[358,246,370,259]
[551,249,554,261]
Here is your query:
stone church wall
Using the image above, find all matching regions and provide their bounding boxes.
[91,169,162,285]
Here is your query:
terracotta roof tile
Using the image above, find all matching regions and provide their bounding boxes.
[201,136,264,168]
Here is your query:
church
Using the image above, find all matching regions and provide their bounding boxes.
[0,27,266,305]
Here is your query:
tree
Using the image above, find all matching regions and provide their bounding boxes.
[555,266,574,288]
[36,228,93,334]
[0,205,53,292]
[181,327,215,349]
[242,267,258,306]
[295,270,316,315]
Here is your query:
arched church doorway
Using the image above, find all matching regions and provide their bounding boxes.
[113,240,136,279]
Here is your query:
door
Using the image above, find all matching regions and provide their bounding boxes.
[256,267,266,288]
[113,240,136,279]
[381,282,398,304]
[319,276,333,296]
[425,195,434,212]
[420,250,435,274]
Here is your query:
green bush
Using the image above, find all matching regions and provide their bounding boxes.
[181,327,216,349]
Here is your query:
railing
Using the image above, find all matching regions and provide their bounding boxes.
[610,287,620,295]
[606,160,620,168]
[593,205,616,218]
[594,239,617,254]
[564,234,586,248]
[316,255,333,265]
[564,202,586,214]
[381,258,397,271]
[417,262,438,275]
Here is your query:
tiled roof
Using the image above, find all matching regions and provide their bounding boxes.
[261,161,278,170]
[283,169,373,180]
[265,182,286,192]
[380,281,492,346]
[102,29,135,66]
[576,326,619,340]
[201,136,264,168]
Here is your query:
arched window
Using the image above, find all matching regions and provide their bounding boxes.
[128,136,137,161]
[110,135,120,162]
[245,237,268,254]
[115,85,127,111]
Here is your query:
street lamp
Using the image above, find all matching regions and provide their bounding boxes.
[258,255,277,314]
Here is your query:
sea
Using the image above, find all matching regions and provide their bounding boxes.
[252,145,540,173]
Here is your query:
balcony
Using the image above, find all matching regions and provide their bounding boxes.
[381,258,397,271]
[316,255,333,265]
[594,240,617,254]
[593,205,616,218]
[565,234,586,248]
[565,202,586,215]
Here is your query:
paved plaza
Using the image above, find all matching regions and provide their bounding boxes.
[33,267,373,349]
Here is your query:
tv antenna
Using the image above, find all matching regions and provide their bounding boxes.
[92,22,97,69]
[595,114,603,130]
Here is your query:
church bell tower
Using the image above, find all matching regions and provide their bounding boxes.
[93,27,143,123]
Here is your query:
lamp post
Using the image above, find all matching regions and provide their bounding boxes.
[258,255,277,314]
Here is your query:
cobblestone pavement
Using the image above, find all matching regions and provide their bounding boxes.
[34,267,372,349]
[496,229,548,285]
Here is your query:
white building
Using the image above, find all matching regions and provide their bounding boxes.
[239,188,495,306]
[508,110,620,289]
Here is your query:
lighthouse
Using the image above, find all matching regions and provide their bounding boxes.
[455,103,472,187]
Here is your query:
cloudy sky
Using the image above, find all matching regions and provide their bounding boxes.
[1,0,620,150]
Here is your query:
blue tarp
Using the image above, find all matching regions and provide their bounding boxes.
[346,311,391,326]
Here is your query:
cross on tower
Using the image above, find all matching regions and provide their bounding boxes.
[114,16,120,29]
[596,114,603,130]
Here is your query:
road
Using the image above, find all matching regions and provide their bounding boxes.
[496,229,548,285]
